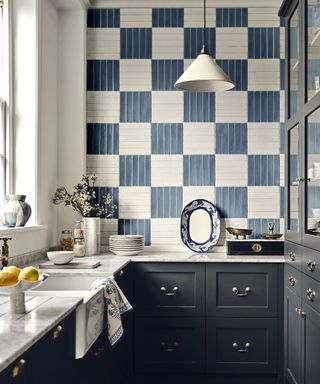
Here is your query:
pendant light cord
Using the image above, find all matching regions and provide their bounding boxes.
[202,0,208,54]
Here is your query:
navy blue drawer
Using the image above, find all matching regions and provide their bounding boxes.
[302,273,320,313]
[134,263,205,317]
[301,246,320,283]
[285,242,301,271]
[206,264,278,317]
[206,318,278,374]
[285,264,302,297]
[134,317,205,373]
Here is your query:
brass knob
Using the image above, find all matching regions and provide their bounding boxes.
[252,243,263,253]
[307,260,316,272]
[295,308,305,317]
[288,276,296,286]
[161,341,179,352]
[306,288,316,302]
[288,251,296,261]
[52,325,63,340]
[232,342,251,352]
[160,286,179,296]
[11,359,26,378]
[118,270,124,277]
[232,287,251,297]
[93,347,104,358]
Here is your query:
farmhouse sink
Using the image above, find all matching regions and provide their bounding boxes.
[32,276,106,358]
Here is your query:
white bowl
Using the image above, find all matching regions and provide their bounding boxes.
[47,251,75,265]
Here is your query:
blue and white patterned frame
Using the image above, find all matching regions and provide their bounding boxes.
[180,199,220,253]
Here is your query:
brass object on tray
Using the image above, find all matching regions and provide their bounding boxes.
[226,227,253,239]
[260,222,283,240]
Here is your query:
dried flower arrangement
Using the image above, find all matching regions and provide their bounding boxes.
[52,174,117,218]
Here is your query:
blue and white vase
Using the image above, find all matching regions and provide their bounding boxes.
[0,195,32,227]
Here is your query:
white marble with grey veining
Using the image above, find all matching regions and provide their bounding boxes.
[0,295,82,372]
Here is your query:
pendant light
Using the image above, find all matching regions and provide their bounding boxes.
[174,0,235,92]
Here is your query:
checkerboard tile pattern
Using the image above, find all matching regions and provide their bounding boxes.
[86,7,285,250]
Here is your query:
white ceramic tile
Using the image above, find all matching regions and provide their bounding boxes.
[119,187,151,218]
[87,29,120,60]
[216,28,248,59]
[151,155,183,186]
[119,123,151,154]
[248,8,280,27]
[100,219,118,247]
[220,218,249,243]
[215,155,248,186]
[183,123,215,154]
[280,90,285,122]
[151,218,182,247]
[86,155,119,186]
[120,8,152,27]
[152,29,184,59]
[184,7,215,27]
[120,60,151,91]
[248,186,280,218]
[183,186,215,206]
[289,187,299,219]
[248,59,280,90]
[152,91,183,123]
[87,92,120,123]
[280,154,285,186]
[215,92,247,123]
[280,27,285,59]
[248,123,280,154]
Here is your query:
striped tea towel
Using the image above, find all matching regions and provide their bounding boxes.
[90,277,132,346]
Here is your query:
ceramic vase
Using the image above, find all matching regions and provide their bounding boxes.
[0,195,32,227]
[83,217,101,256]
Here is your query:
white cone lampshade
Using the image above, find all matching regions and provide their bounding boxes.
[174,52,235,92]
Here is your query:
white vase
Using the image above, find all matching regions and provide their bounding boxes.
[83,217,101,256]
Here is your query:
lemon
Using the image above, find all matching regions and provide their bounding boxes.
[18,266,39,282]
[3,266,21,279]
[0,271,18,286]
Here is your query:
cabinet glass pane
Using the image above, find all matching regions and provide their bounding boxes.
[289,6,299,116]
[288,125,299,231]
[306,107,320,235]
[308,1,320,101]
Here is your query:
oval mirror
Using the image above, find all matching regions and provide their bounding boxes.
[180,199,220,253]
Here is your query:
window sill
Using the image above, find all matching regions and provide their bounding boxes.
[0,225,48,236]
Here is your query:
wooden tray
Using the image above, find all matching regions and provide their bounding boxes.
[39,261,101,269]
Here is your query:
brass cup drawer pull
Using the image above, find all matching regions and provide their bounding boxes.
[118,270,124,277]
[288,276,296,286]
[52,325,63,340]
[295,307,305,317]
[307,260,316,272]
[11,359,26,378]
[232,287,251,297]
[288,251,296,261]
[232,342,251,353]
[306,288,316,302]
[161,341,179,352]
[160,286,179,296]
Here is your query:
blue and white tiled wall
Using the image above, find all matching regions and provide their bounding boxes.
[86,6,285,251]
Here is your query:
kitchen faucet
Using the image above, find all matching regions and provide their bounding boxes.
[0,237,12,269]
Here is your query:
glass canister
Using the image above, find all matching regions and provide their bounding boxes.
[74,220,84,239]
[60,230,74,251]
[74,238,86,257]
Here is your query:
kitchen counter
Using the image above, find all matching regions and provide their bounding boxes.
[0,295,82,372]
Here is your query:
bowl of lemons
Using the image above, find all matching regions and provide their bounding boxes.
[0,266,49,314]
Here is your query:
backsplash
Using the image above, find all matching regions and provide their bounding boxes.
[86,6,285,251]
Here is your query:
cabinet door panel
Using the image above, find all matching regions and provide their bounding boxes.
[284,287,302,384]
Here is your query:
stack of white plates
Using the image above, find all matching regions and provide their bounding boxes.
[109,235,144,256]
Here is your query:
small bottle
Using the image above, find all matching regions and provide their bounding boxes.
[60,230,74,251]
[74,238,86,257]
[74,220,84,240]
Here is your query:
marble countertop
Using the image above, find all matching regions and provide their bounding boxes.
[0,295,82,373]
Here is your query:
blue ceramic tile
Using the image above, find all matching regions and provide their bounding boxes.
[280,187,285,218]
[248,155,280,186]
[184,92,215,122]
[248,91,280,122]
[290,219,299,231]
[119,155,151,186]
[216,60,248,91]
[87,8,120,28]
[308,59,320,93]
[184,28,215,59]
[308,186,320,218]
[216,123,247,154]
[120,28,152,59]
[308,7,320,27]
[248,28,280,58]
[152,60,184,91]
[216,187,248,218]
[280,123,285,154]
[183,155,215,186]
[118,219,151,245]
[248,218,280,238]
[120,92,152,122]
[280,16,285,27]
[151,123,183,154]
[93,187,119,218]
[290,91,299,116]
[216,8,248,27]
[87,60,119,91]
[87,124,119,155]
[308,123,320,154]
[151,187,183,218]
[152,8,184,27]
[280,59,285,90]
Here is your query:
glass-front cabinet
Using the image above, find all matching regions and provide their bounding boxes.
[281,0,320,249]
